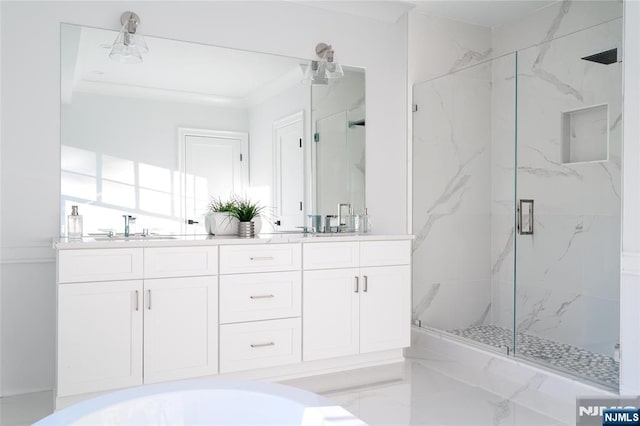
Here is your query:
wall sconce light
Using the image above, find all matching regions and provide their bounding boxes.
[109,11,148,64]
[302,43,344,85]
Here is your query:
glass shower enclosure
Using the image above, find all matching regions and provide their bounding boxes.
[412,17,622,390]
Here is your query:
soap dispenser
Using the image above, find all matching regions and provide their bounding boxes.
[67,205,83,240]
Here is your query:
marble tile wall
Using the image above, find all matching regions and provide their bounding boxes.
[412,58,494,331]
[411,1,622,359]
[408,13,492,84]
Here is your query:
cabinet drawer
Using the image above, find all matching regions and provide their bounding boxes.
[219,318,301,373]
[219,244,300,274]
[303,242,359,270]
[59,249,143,283]
[360,240,411,267]
[220,272,301,324]
[144,246,218,278]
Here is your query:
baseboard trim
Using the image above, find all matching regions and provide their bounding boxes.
[55,349,405,409]
[1,243,56,265]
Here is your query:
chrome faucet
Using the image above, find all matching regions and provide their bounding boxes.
[338,203,351,229]
[324,215,337,233]
[122,215,135,237]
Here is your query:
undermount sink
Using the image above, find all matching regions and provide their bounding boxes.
[92,235,178,241]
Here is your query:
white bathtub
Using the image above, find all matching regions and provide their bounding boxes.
[36,379,366,425]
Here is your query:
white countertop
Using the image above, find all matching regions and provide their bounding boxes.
[53,233,414,249]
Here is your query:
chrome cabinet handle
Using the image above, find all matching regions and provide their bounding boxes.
[518,199,534,235]
[250,342,275,348]
[147,289,152,310]
[250,294,274,299]
[354,276,359,293]
[135,290,139,311]
[363,275,368,292]
[250,256,275,261]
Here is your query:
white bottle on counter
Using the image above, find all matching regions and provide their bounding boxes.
[67,205,83,240]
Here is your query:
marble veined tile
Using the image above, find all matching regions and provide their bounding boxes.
[317,359,569,426]
[413,279,492,330]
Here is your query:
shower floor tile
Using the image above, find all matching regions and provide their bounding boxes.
[447,324,619,388]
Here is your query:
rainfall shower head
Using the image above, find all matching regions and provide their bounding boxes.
[581,48,618,65]
[348,119,365,128]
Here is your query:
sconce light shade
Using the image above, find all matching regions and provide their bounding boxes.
[302,43,344,85]
[109,11,147,64]
[301,61,328,85]
[325,62,344,80]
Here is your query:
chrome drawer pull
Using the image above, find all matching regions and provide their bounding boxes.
[147,289,152,310]
[250,256,275,261]
[250,294,275,299]
[354,276,359,293]
[363,275,368,292]
[250,342,275,348]
[135,290,139,311]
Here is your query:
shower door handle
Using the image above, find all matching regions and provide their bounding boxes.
[518,199,534,235]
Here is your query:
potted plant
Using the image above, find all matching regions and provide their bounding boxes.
[229,197,265,238]
[205,197,239,236]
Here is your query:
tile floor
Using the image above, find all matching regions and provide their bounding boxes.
[1,356,570,426]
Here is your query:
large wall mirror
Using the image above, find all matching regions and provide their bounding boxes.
[60,23,365,236]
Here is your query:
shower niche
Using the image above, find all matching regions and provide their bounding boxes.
[561,104,609,164]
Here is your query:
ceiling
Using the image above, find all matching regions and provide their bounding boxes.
[410,1,556,28]
[296,0,557,27]
[295,1,415,23]
[65,26,307,107]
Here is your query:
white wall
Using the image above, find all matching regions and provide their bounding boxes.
[620,0,640,396]
[0,1,408,396]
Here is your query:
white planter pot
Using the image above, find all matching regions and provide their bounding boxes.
[205,212,239,235]
[204,213,262,236]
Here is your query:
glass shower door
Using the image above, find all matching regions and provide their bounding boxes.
[411,53,517,354]
[514,18,622,389]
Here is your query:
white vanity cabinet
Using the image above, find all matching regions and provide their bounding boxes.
[55,236,412,406]
[218,244,302,373]
[56,247,219,398]
[302,240,411,361]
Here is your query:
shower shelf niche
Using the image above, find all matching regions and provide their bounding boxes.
[561,104,609,164]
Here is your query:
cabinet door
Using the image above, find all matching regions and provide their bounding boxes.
[359,265,411,353]
[143,276,218,383]
[303,268,360,361]
[57,280,143,397]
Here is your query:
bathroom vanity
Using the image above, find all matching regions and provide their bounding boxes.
[53,234,412,408]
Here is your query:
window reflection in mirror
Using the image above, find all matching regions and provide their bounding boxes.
[60,23,365,236]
